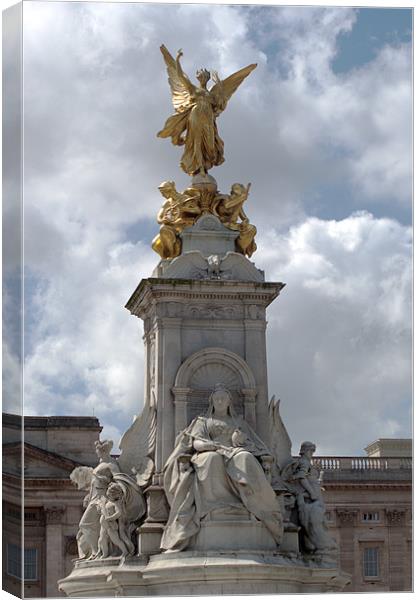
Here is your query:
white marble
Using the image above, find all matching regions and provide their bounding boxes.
[281,441,338,561]
[160,387,283,552]
[191,520,277,552]
[181,214,239,257]
[153,250,265,281]
[58,552,351,596]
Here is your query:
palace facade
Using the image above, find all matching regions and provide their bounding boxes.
[2,414,412,596]
[2,413,101,598]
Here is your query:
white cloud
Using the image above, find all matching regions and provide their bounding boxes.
[23,239,156,438]
[3,4,410,454]
[259,211,411,454]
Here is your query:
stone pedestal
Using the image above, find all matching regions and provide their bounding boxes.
[137,523,165,556]
[191,520,277,552]
[125,278,285,474]
[181,214,239,256]
[58,553,351,596]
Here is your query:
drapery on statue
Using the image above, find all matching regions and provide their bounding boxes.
[160,384,283,552]
[69,401,157,561]
[158,45,257,176]
[70,440,120,559]
[212,183,257,257]
[151,180,257,260]
[151,181,202,259]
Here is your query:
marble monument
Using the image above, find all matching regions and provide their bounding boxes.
[59,45,350,596]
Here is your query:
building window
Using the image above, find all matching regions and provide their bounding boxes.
[6,545,38,581]
[7,543,21,579]
[24,548,38,581]
[362,512,380,522]
[363,547,379,577]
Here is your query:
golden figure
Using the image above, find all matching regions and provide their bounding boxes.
[151,181,202,259]
[157,45,257,176]
[212,183,257,258]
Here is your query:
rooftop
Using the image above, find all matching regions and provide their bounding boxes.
[3,413,101,430]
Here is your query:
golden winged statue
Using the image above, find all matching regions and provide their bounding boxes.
[158,45,257,176]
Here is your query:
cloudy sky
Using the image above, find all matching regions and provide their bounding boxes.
[3,2,412,455]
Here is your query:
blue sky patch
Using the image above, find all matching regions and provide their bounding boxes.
[332,8,412,74]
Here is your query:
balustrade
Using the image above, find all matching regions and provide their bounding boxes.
[310,456,411,471]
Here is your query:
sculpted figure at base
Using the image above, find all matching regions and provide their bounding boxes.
[282,441,337,559]
[96,483,135,559]
[161,385,283,552]
[69,401,157,560]
[212,183,257,257]
[158,45,256,176]
[72,440,119,559]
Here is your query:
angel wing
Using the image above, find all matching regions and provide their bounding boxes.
[210,63,257,114]
[161,250,209,279]
[219,252,264,282]
[118,400,157,487]
[268,395,292,470]
[160,45,195,113]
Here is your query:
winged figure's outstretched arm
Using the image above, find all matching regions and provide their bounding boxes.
[159,44,196,113]
[210,63,257,115]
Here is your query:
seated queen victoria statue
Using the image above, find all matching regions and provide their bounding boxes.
[160,385,284,552]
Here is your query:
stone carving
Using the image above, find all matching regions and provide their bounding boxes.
[96,482,135,560]
[155,249,264,282]
[148,334,156,387]
[65,536,79,556]
[336,509,359,526]
[189,304,241,319]
[268,396,292,477]
[71,440,120,559]
[207,254,221,277]
[44,505,66,524]
[118,400,156,487]
[386,508,406,526]
[69,401,157,561]
[160,384,283,552]
[282,441,337,561]
[157,45,256,177]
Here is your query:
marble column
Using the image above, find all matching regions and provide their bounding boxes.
[336,509,358,590]
[172,386,192,435]
[386,508,407,591]
[44,505,66,597]
[243,307,270,443]
[241,387,257,429]
[155,316,182,471]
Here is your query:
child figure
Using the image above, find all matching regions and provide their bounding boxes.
[96,482,135,559]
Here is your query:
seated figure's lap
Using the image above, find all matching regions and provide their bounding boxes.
[191,450,244,511]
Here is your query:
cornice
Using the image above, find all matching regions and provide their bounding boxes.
[126,278,285,318]
[3,412,102,431]
[323,482,412,490]
[3,472,75,489]
[3,442,85,471]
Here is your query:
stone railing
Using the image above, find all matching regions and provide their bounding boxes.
[312,456,412,471]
